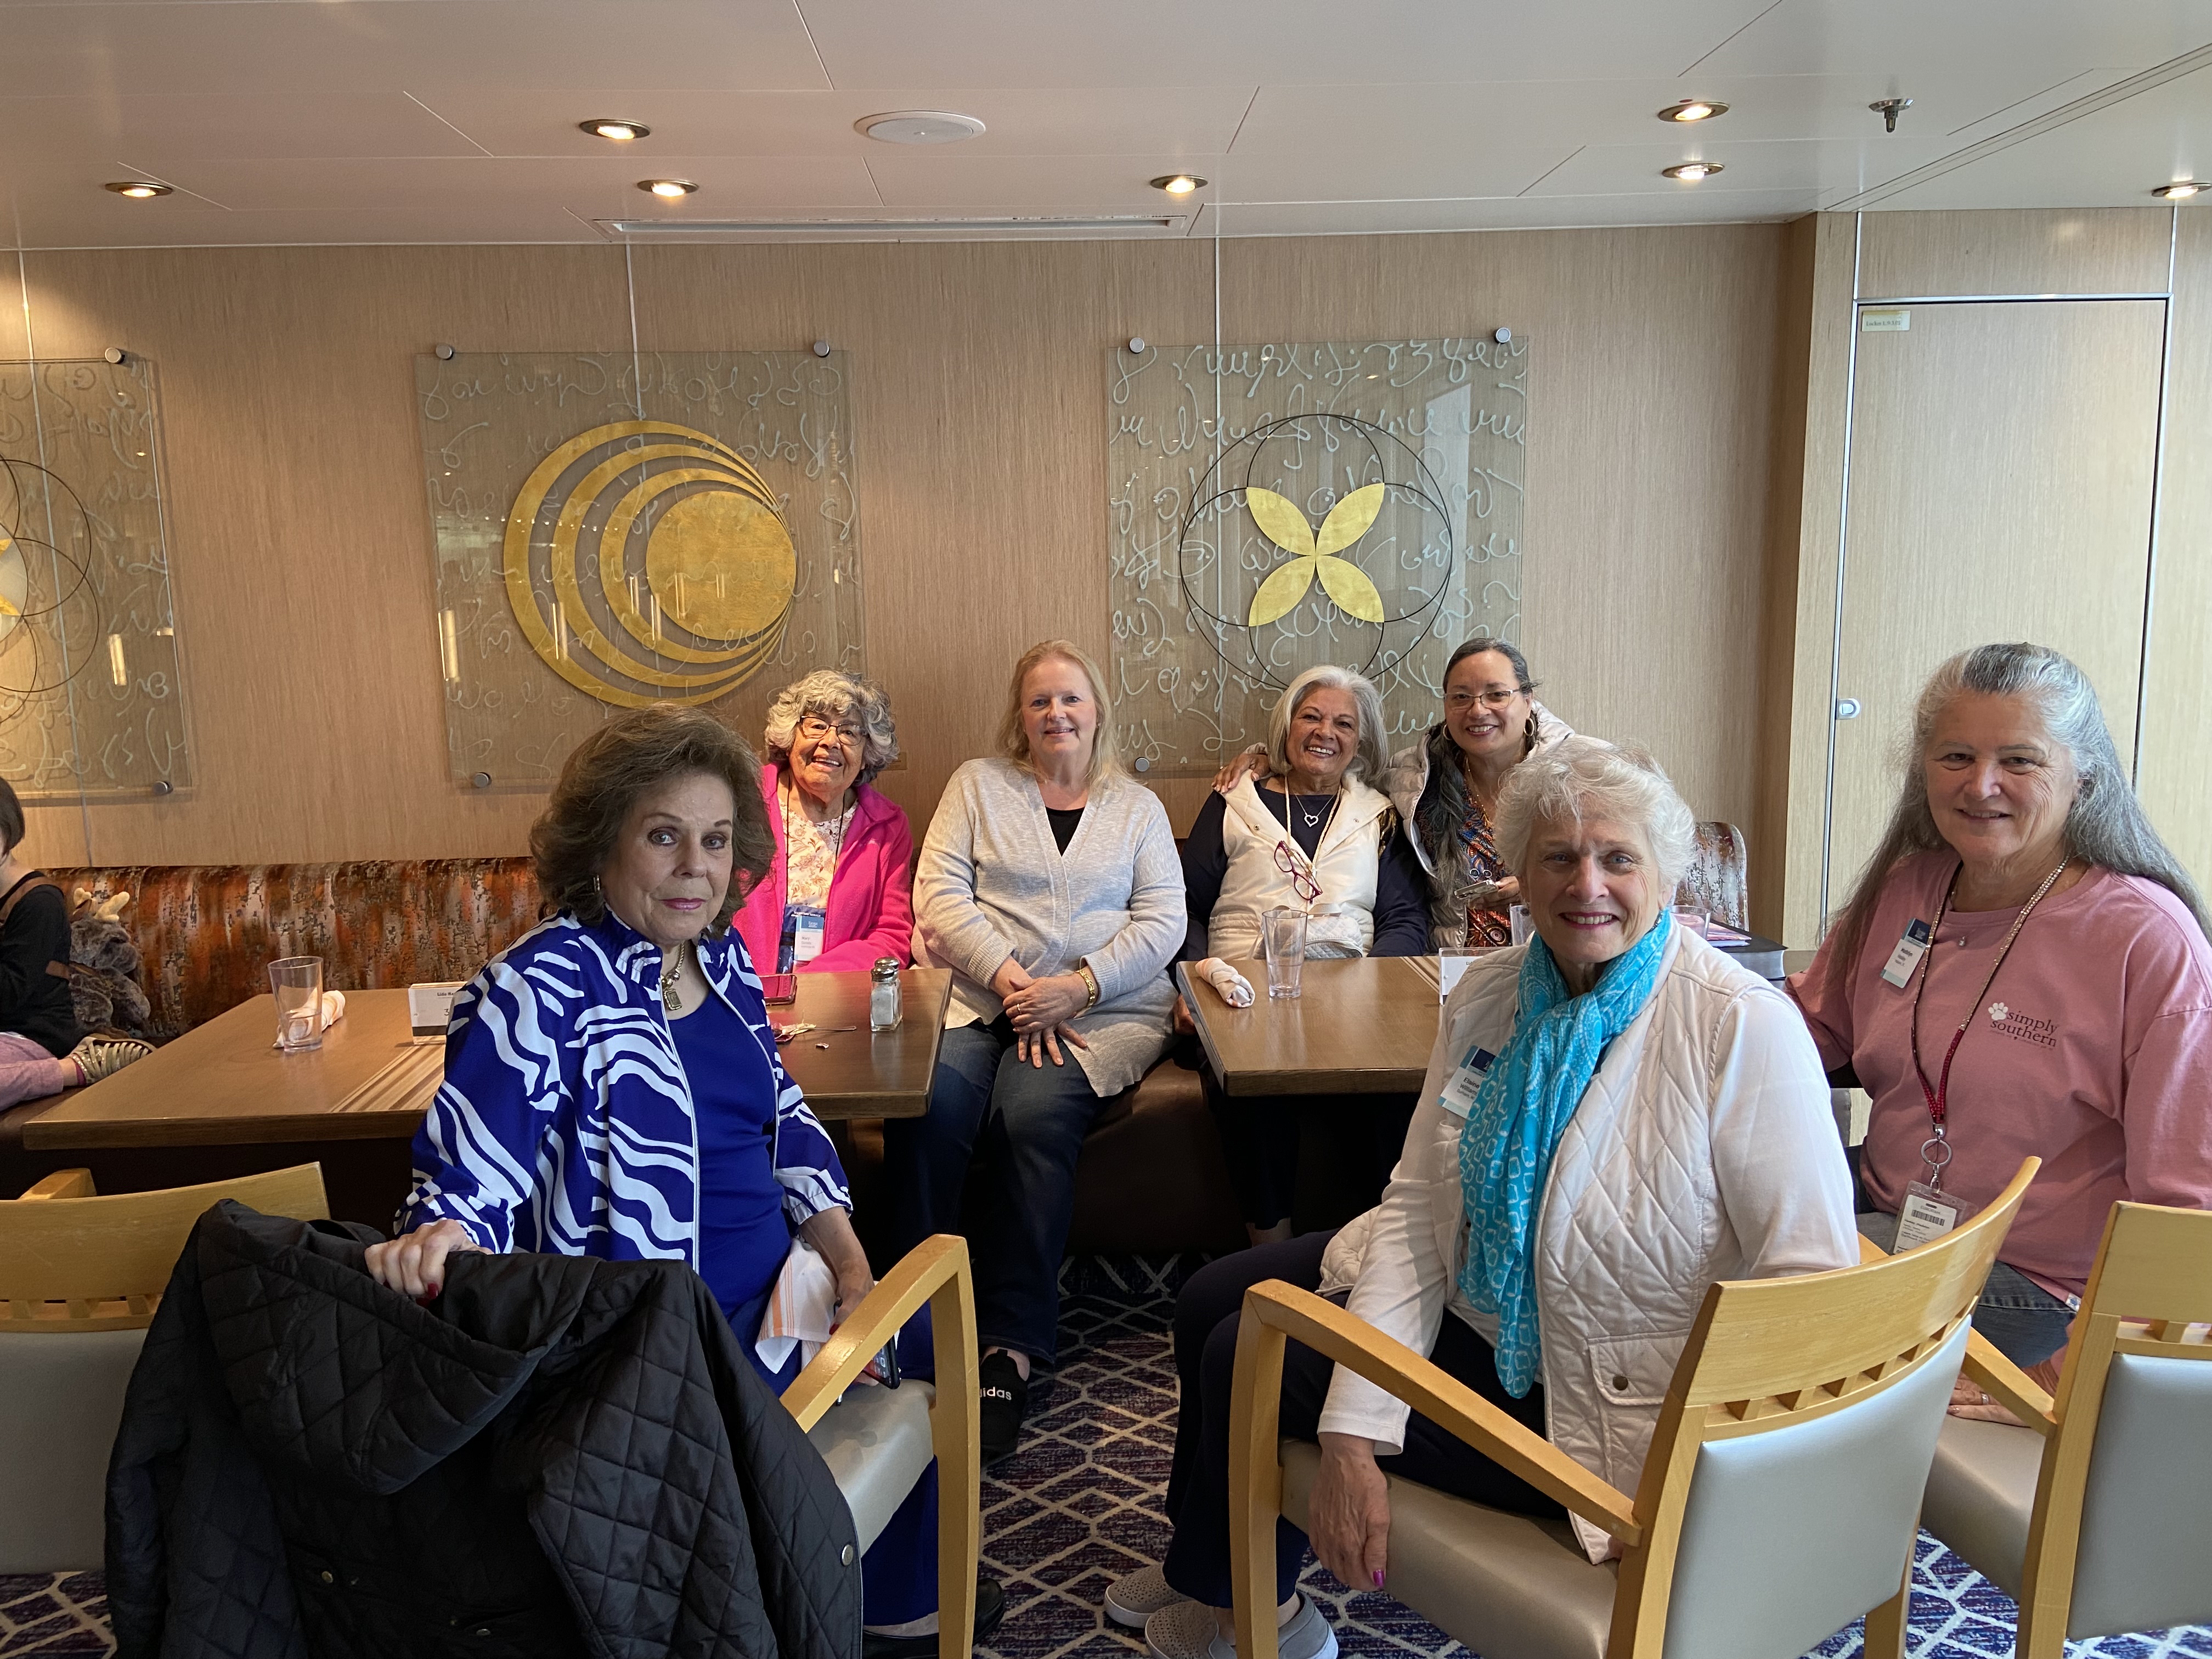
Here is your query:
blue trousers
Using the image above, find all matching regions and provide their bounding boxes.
[883,1017,1105,1367]
[1857,1211,2074,1368]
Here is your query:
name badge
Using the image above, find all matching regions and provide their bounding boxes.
[1880,919,1933,989]
[790,907,826,964]
[1438,1044,1497,1117]
[1893,1181,1968,1252]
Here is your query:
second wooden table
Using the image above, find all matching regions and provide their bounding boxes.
[1177,956,1444,1097]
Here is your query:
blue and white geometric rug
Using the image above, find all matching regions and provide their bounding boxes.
[5,1257,2207,1658]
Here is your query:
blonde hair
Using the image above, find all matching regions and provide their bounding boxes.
[998,639,1124,787]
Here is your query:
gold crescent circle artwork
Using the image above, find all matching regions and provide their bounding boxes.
[502,419,797,708]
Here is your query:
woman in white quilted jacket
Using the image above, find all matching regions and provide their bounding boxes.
[1110,738,1858,1659]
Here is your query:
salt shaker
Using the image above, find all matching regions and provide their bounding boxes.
[869,956,902,1032]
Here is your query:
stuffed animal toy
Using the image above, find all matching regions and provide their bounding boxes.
[69,887,156,1041]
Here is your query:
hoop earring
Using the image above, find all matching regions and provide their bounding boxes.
[1522,711,1539,755]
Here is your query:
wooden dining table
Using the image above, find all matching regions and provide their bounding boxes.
[24,968,954,1154]
[1176,955,1449,1097]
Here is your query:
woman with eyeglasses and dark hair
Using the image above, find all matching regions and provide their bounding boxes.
[734,668,915,976]
[1214,638,1575,950]
[1178,665,1430,1245]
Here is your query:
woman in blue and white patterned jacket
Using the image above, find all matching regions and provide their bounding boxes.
[365,703,993,1656]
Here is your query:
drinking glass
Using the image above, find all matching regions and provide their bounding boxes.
[269,956,325,1052]
[1261,907,1308,1000]
[1672,905,1712,938]
[1508,905,1533,947]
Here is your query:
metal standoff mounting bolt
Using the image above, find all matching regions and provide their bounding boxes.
[1835,697,1863,720]
[103,346,127,365]
[153,779,174,795]
[1493,326,1513,345]
[1127,336,1148,354]
[471,771,493,788]
[433,343,456,360]
[1133,755,1152,772]
[812,339,832,358]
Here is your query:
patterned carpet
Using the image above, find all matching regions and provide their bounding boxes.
[5,1256,2208,1659]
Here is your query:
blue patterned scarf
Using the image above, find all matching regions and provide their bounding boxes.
[1456,909,1673,1396]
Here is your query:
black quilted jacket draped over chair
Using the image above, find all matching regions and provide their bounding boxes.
[105,1203,862,1659]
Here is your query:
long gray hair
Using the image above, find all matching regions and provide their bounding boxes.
[1825,641,2209,995]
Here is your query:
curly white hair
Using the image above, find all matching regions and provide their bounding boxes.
[762,669,899,786]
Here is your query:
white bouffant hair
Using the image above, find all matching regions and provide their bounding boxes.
[1494,736,1697,898]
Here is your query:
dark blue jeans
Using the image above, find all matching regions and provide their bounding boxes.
[1857,1211,2074,1368]
[1160,1233,1561,1609]
[883,1018,1105,1366]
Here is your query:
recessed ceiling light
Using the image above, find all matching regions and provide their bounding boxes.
[583,119,651,142]
[105,181,172,199]
[1150,174,1207,195]
[2153,180,2205,199]
[1662,162,1724,181]
[1658,100,1728,123]
[856,111,986,145]
[639,179,697,198]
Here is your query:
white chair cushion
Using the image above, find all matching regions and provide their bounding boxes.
[0,1328,148,1573]
[807,1380,936,1553]
[1920,1415,2042,1600]
[1281,1441,1616,1659]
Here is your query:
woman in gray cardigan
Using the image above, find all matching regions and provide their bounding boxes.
[889,639,1184,1465]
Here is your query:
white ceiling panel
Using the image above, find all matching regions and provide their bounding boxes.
[0,1,831,97]
[0,93,480,166]
[136,155,883,215]
[1695,0,2212,77]
[418,84,1252,158]
[797,0,1771,88]
[861,151,1224,209]
[1529,136,1960,201]
[1866,65,2212,210]
[1188,189,1825,238]
[1210,144,1579,205]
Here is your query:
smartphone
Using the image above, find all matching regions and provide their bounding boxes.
[761,973,798,1006]
[864,1340,901,1389]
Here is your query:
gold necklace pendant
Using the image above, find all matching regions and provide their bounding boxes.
[661,945,686,1013]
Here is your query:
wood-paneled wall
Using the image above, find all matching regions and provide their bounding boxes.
[3,225,1792,881]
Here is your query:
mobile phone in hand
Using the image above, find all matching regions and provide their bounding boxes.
[762,973,798,1005]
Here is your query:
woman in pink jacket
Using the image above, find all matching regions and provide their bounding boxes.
[735,669,916,975]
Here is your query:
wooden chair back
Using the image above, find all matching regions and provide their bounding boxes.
[1612,1157,2037,1658]
[1,1164,330,1331]
[2013,1201,2212,1650]
[1226,1157,2036,1659]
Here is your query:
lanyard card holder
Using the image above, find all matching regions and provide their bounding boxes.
[1438,1043,1497,1117]
[1893,1133,1967,1252]
[1881,918,1934,989]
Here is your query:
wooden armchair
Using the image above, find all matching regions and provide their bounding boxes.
[0,1164,330,1572]
[1914,1201,2212,1655]
[1226,1160,2039,1659]
[781,1234,981,1659]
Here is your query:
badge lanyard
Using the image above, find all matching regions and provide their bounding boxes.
[1905,855,2071,1191]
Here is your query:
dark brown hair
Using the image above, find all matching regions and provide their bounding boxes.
[0,777,22,860]
[529,704,774,933]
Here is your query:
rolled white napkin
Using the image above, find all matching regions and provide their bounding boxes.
[319,990,346,1030]
[756,1238,840,1375]
[1197,957,1254,1008]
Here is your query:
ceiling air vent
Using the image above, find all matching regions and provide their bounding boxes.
[595,213,1189,242]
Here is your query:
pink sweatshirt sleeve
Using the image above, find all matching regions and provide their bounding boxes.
[2120,1002,2212,1212]
[1785,934,1859,1075]
[809,808,917,972]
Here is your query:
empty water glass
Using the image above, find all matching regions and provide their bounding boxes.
[1261,907,1308,1000]
[1509,905,1534,947]
[269,956,325,1052]
[1672,905,1712,938]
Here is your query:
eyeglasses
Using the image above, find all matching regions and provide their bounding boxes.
[1444,689,1523,712]
[1272,841,1322,907]
[796,715,864,747]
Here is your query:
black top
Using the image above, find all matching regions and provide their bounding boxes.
[1046,806,1085,854]
[0,872,82,1058]
[1178,789,1432,962]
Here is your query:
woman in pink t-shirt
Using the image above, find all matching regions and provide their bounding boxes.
[1790,642,2212,1376]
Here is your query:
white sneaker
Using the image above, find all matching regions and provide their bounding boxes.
[1143,1595,1337,1659]
[1105,1565,1188,1629]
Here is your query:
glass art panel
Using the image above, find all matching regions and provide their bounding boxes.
[419,351,864,786]
[1108,337,1526,774]
[0,357,193,798]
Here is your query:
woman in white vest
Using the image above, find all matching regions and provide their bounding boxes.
[1109,738,1856,1659]
[1176,664,1430,1246]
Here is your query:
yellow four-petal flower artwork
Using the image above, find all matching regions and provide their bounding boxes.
[1244,482,1388,627]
